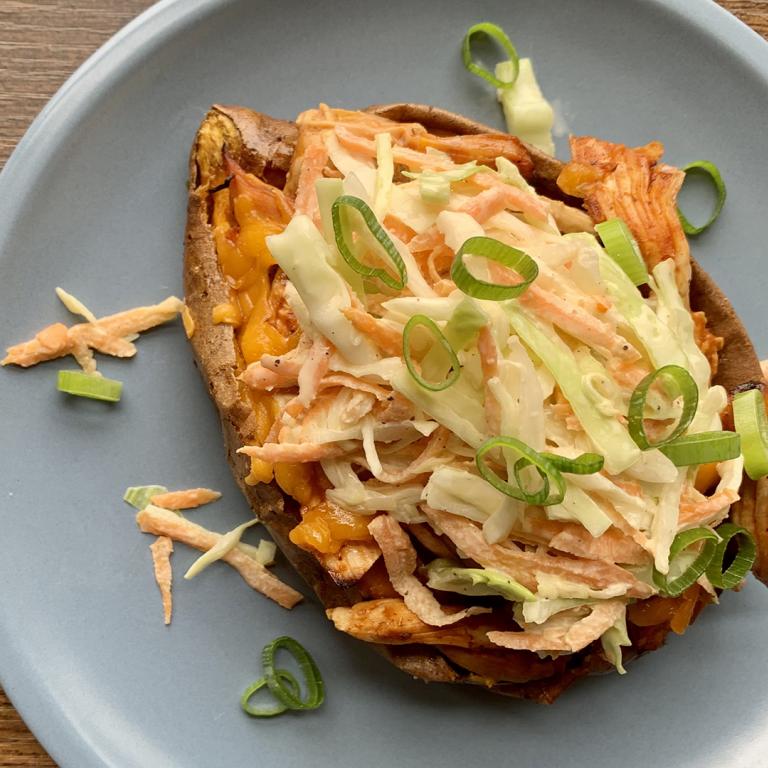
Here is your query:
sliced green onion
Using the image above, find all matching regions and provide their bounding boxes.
[594,218,649,286]
[677,161,726,236]
[262,636,324,711]
[403,314,460,392]
[653,527,719,597]
[627,365,698,450]
[543,452,605,475]
[420,297,487,379]
[732,388,768,480]
[240,671,301,718]
[403,161,481,185]
[451,236,538,301]
[658,431,741,466]
[57,370,122,402]
[403,162,482,205]
[706,523,756,589]
[331,195,406,290]
[442,297,488,352]
[123,485,168,510]
[461,22,519,89]
[476,436,565,506]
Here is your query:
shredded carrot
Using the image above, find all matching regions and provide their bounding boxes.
[341,307,402,357]
[149,488,222,511]
[136,505,302,609]
[2,296,184,368]
[149,536,174,625]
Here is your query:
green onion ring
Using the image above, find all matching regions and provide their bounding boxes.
[461,22,519,89]
[262,636,325,711]
[706,523,756,590]
[653,527,719,597]
[511,452,602,505]
[476,436,565,506]
[402,314,461,391]
[677,160,727,236]
[594,218,649,286]
[627,365,698,450]
[658,431,741,466]
[451,236,538,301]
[732,388,768,480]
[57,370,123,402]
[240,670,301,718]
[331,195,407,290]
[511,458,551,506]
[542,452,605,475]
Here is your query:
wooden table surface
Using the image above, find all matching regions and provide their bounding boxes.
[1,0,767,764]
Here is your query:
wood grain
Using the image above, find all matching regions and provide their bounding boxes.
[0,0,766,765]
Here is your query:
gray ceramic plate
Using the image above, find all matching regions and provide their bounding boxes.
[1,0,768,766]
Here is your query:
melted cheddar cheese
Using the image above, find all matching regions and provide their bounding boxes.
[289,501,373,554]
[211,165,372,552]
[212,179,294,487]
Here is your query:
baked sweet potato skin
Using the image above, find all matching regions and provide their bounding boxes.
[184,106,366,610]
[184,103,763,702]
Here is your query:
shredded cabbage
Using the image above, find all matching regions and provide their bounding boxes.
[535,572,631,600]
[522,597,592,624]
[422,466,505,522]
[497,337,546,449]
[391,368,487,448]
[436,210,485,254]
[390,233,437,298]
[567,471,653,531]
[648,470,686,573]
[599,252,688,371]
[689,385,727,434]
[622,449,679,484]
[506,305,641,473]
[381,294,463,324]
[495,156,535,194]
[327,483,426,523]
[184,519,259,579]
[546,483,612,537]
[482,498,524,544]
[443,297,489,351]
[267,215,379,364]
[373,132,394,220]
[389,182,444,233]
[403,161,482,204]
[652,259,712,392]
[328,355,405,383]
[426,559,536,602]
[315,178,344,244]
[600,608,631,674]
[325,132,376,199]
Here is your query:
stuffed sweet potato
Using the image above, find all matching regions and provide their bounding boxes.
[183,102,765,702]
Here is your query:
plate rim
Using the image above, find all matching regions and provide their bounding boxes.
[0,0,766,765]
